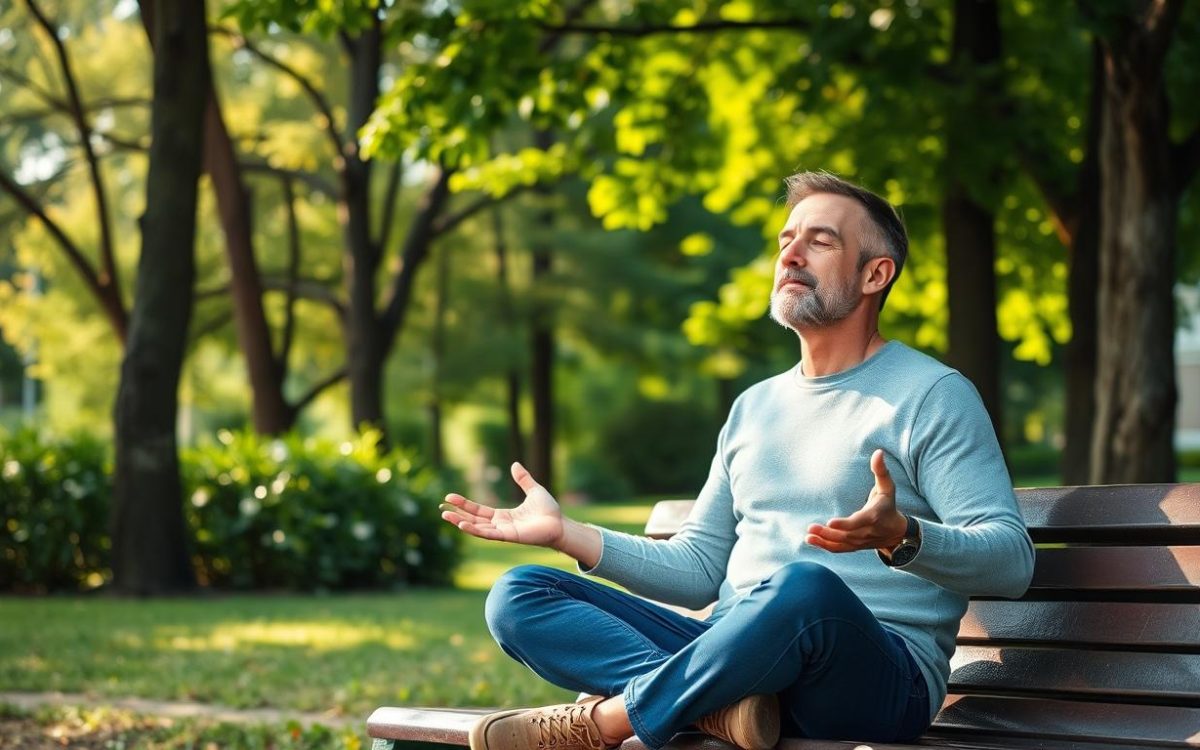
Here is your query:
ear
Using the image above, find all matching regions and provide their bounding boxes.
[861,256,896,297]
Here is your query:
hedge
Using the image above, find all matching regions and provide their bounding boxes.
[1,429,461,593]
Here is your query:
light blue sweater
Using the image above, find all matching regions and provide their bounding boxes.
[584,341,1035,721]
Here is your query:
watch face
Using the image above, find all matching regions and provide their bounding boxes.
[891,543,918,566]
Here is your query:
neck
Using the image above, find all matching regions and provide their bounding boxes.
[797,310,887,377]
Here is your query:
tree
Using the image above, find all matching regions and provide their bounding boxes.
[942,0,1004,435]
[0,2,134,345]
[110,0,211,593]
[1085,0,1200,483]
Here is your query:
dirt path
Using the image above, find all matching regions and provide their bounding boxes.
[0,691,360,728]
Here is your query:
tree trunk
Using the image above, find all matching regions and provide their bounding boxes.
[429,244,448,468]
[1089,4,1181,483]
[529,131,556,492]
[341,21,387,437]
[1059,45,1103,485]
[202,96,293,433]
[943,0,1003,439]
[111,0,209,594]
[493,205,525,504]
[139,0,293,435]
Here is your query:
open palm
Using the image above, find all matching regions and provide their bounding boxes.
[440,462,564,547]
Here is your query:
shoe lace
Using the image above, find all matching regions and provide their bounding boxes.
[531,703,604,750]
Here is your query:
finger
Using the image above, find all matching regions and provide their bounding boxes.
[443,493,496,520]
[453,519,508,542]
[871,449,895,495]
[441,505,482,524]
[805,533,858,553]
[510,462,544,495]
[441,511,510,542]
[810,524,873,547]
[807,524,856,543]
[826,509,873,530]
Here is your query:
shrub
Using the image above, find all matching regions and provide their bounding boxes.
[183,430,461,590]
[0,429,462,592]
[0,429,111,593]
[599,400,720,496]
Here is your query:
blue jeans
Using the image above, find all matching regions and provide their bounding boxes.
[485,562,930,749]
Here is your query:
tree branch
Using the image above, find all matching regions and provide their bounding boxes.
[25,0,122,306]
[376,160,403,250]
[194,283,230,301]
[0,64,62,109]
[1,169,98,298]
[379,167,454,343]
[536,18,811,38]
[93,131,151,152]
[0,96,151,128]
[1142,0,1185,68]
[278,177,301,372]
[1171,123,1200,196]
[538,0,599,54]
[259,275,346,318]
[432,183,537,237]
[210,26,346,162]
[291,366,347,415]
[189,309,233,343]
[239,158,336,196]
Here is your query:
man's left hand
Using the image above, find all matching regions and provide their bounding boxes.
[806,449,908,553]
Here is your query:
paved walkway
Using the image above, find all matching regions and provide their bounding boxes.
[0,691,360,728]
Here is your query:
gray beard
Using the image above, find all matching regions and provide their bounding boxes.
[769,278,860,329]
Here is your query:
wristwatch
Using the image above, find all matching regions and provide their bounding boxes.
[880,515,921,567]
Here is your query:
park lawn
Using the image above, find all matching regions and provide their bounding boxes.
[0,503,654,721]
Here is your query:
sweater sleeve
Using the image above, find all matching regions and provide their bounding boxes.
[580,422,737,609]
[895,373,1035,598]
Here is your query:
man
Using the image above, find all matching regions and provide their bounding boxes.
[441,172,1034,750]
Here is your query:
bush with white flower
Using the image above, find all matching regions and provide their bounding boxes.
[1,429,462,592]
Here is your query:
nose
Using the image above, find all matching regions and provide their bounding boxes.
[779,237,807,268]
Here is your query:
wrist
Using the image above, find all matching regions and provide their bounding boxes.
[552,517,586,552]
[882,513,909,550]
[553,517,603,570]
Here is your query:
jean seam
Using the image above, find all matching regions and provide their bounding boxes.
[741,616,910,696]
[548,578,674,664]
[624,677,666,748]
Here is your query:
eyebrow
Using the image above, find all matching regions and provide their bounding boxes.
[778,224,842,243]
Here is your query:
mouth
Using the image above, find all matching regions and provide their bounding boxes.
[779,279,811,291]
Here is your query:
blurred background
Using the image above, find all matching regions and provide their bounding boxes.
[0,0,1198,744]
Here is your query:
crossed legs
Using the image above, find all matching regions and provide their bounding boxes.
[484,562,929,748]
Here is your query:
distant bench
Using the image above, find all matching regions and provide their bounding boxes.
[369,484,1200,750]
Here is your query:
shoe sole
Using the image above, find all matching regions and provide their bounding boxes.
[469,709,529,750]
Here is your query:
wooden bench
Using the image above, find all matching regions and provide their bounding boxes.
[369,484,1200,750]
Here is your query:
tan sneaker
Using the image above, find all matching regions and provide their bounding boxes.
[470,696,610,750]
[695,694,780,750]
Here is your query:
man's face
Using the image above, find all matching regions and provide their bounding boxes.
[770,193,867,331]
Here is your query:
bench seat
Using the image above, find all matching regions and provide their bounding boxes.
[369,484,1200,750]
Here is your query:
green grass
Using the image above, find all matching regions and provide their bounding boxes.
[3,471,1195,724]
[0,503,655,719]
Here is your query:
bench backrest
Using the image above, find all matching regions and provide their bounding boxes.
[645,485,1200,748]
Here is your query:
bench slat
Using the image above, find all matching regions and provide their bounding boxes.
[1018,485,1200,542]
[934,694,1200,747]
[959,600,1200,650]
[948,646,1200,705]
[1025,546,1200,600]
[368,707,483,743]
[368,701,1200,749]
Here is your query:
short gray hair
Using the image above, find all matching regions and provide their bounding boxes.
[784,171,907,310]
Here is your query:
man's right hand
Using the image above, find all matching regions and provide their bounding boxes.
[440,462,565,548]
